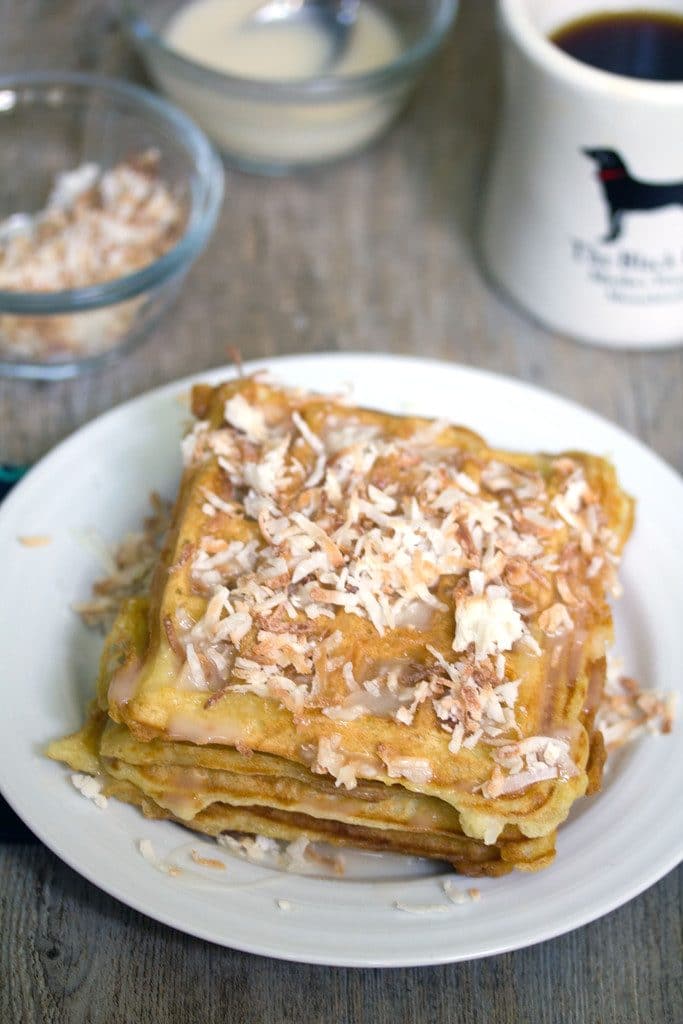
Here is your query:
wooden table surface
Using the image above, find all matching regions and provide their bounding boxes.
[0,3,681,1022]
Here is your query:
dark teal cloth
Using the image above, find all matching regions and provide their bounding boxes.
[0,464,36,841]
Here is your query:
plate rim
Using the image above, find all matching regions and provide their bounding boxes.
[5,350,683,505]
[1,351,681,967]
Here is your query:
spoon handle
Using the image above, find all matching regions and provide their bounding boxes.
[250,0,305,25]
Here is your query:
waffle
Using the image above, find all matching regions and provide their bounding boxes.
[48,376,634,875]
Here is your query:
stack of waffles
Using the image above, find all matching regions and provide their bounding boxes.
[49,375,634,876]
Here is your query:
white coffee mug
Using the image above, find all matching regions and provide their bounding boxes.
[480,0,683,349]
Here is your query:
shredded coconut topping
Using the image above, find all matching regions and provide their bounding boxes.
[17,534,52,547]
[0,151,186,359]
[216,832,345,876]
[70,773,108,809]
[173,382,628,796]
[482,736,579,798]
[73,492,170,630]
[596,655,676,753]
[453,591,525,660]
[138,838,182,876]
[538,602,574,636]
[225,394,269,443]
[380,751,433,786]
[0,152,184,294]
[394,884,481,914]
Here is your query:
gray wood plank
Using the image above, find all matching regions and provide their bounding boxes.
[1,844,681,1024]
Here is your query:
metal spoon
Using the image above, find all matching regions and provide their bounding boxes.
[246,0,360,69]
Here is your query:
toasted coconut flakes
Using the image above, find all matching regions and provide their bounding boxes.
[71,596,119,628]
[169,541,196,574]
[74,493,170,630]
[586,556,604,579]
[182,421,209,466]
[292,411,327,487]
[303,843,346,877]
[185,643,209,690]
[443,880,467,905]
[278,837,308,873]
[138,839,181,876]
[214,833,343,878]
[245,435,291,496]
[342,661,359,692]
[190,848,226,870]
[468,569,486,595]
[538,603,574,636]
[517,632,542,656]
[367,483,398,513]
[379,749,432,785]
[518,507,560,535]
[443,880,482,904]
[483,735,578,797]
[553,457,577,476]
[292,410,324,453]
[481,462,516,492]
[394,900,452,915]
[200,487,237,516]
[216,833,281,864]
[323,469,342,504]
[70,773,107,809]
[597,658,676,753]
[447,722,465,754]
[556,574,578,605]
[312,735,359,790]
[454,592,524,660]
[485,764,561,795]
[323,704,366,722]
[164,616,184,657]
[408,418,450,445]
[18,534,52,547]
[552,473,589,529]
[167,381,633,782]
[276,899,292,911]
[224,394,268,443]
[0,154,185,357]
[395,706,415,726]
[455,472,479,495]
[221,611,253,645]
[396,883,482,912]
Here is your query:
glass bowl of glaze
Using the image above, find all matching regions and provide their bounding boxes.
[124,0,459,174]
[0,72,223,380]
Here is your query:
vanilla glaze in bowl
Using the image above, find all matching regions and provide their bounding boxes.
[124,0,459,174]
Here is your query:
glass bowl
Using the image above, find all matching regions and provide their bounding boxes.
[124,0,459,174]
[0,72,224,380]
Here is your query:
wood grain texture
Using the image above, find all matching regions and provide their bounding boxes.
[0,2,681,1022]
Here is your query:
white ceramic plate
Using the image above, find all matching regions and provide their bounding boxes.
[1,353,681,968]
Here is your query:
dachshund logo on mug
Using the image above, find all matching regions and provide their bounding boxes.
[583,148,683,242]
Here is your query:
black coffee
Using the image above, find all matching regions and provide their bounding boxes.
[550,10,683,81]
